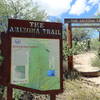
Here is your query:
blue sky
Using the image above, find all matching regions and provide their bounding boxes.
[33,0,100,21]
[32,0,100,38]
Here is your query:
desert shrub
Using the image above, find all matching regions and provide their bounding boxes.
[0,86,5,99]
[91,39,100,50]
[91,49,100,68]
[63,40,88,59]
[13,89,24,100]
[57,79,100,100]
[92,56,100,67]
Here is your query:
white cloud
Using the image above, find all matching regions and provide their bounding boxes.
[95,2,100,15]
[88,0,100,6]
[32,0,72,16]
[32,0,100,16]
[98,3,100,12]
[88,0,100,15]
[69,0,91,15]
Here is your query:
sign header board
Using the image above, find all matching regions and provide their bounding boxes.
[8,19,62,36]
[64,18,100,23]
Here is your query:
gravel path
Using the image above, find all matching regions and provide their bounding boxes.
[74,51,100,84]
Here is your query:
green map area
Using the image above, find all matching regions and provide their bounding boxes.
[11,37,60,91]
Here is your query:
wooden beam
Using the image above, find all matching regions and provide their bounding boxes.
[72,25,100,28]
[64,18,100,23]
[67,23,72,48]
[67,23,73,71]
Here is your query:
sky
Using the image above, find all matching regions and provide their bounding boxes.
[33,0,100,22]
[32,0,100,38]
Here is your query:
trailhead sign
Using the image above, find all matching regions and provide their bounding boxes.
[11,37,60,91]
[0,19,63,94]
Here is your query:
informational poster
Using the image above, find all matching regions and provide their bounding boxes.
[11,37,60,91]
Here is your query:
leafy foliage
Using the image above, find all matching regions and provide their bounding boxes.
[0,0,48,32]
[63,40,89,59]
[13,89,24,100]
[91,47,100,68]
[0,0,47,20]
[91,38,100,50]
[91,56,100,68]
[72,28,91,41]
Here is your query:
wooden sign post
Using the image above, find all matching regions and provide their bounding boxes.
[50,94,56,100]
[67,23,73,71]
[7,86,13,100]
[0,19,63,100]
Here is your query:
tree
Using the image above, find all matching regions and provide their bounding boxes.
[0,0,47,20]
[72,28,91,41]
[0,0,48,32]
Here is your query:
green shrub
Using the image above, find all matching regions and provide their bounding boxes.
[91,47,100,68]
[57,79,100,100]
[92,56,100,68]
[91,39,100,50]
[63,40,88,59]
[13,89,24,100]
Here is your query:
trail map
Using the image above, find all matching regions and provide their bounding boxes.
[11,37,60,91]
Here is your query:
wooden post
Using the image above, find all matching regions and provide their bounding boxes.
[67,23,73,71]
[50,94,56,100]
[7,86,13,100]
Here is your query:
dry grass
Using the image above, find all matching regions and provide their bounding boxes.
[57,79,100,100]
[0,79,100,100]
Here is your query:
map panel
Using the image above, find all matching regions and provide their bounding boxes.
[11,37,60,91]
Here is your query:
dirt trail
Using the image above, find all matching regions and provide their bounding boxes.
[74,51,100,84]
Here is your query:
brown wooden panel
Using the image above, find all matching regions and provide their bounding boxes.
[8,19,62,29]
[8,19,62,36]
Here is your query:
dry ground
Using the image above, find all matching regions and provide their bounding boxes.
[57,79,100,100]
[74,51,100,84]
[57,51,100,100]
